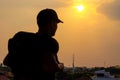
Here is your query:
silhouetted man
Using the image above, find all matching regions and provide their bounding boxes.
[3,8,64,80]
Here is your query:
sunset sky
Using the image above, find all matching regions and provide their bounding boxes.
[0,0,120,67]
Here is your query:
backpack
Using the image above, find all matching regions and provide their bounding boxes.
[3,31,60,74]
[3,31,39,74]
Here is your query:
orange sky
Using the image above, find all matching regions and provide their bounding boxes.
[0,0,120,67]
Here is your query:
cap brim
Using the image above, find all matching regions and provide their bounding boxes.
[57,19,63,23]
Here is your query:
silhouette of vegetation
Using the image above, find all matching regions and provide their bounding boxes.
[0,63,14,80]
[55,65,120,80]
[1,63,120,80]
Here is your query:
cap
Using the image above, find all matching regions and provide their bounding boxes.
[37,8,63,25]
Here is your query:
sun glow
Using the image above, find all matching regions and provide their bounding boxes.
[76,5,85,12]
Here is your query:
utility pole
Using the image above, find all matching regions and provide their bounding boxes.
[72,54,75,73]
[72,54,75,80]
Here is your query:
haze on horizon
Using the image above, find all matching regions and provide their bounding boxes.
[0,0,120,67]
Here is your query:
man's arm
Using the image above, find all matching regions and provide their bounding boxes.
[52,54,64,70]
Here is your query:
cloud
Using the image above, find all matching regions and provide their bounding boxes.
[0,0,71,26]
[0,0,70,9]
[36,0,71,8]
[97,0,120,20]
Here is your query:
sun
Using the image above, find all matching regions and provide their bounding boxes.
[76,5,85,12]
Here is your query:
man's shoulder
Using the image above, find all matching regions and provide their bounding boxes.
[48,37,58,44]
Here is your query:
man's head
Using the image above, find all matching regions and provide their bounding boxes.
[37,8,63,27]
[37,8,63,36]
